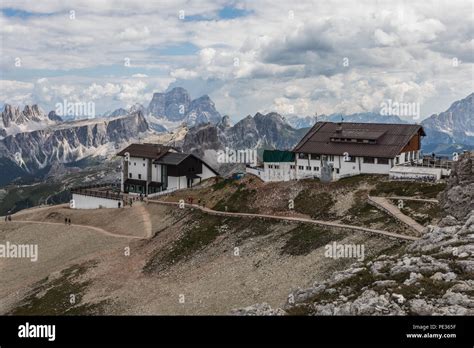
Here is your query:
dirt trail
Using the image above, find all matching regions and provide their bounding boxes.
[148,199,420,241]
[368,196,425,235]
[1,220,145,240]
[135,203,153,238]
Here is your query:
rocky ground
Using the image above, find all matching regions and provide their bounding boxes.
[234,152,474,315]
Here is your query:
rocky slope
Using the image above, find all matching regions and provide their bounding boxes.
[235,152,474,315]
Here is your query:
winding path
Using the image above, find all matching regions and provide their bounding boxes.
[0,220,146,240]
[148,199,420,241]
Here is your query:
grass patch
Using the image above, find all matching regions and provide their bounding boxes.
[144,211,226,273]
[294,190,335,219]
[213,185,258,213]
[400,201,442,226]
[9,261,109,315]
[370,181,446,198]
[212,178,235,191]
[281,224,347,256]
[341,191,401,231]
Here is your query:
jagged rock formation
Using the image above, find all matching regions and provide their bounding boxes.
[1,104,57,138]
[422,93,474,154]
[0,112,149,175]
[183,112,307,163]
[147,87,221,126]
[233,153,474,315]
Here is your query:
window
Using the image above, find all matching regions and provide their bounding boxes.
[404,152,408,161]
[143,163,145,167]
[377,158,389,165]
[313,155,321,160]
[154,164,157,168]
[395,156,400,164]
[329,155,334,161]
[275,165,280,169]
[290,165,295,169]
[306,166,311,170]
[298,165,304,170]
[363,157,375,164]
[298,153,308,159]
[129,173,132,178]
[138,174,142,179]
[346,156,356,162]
[336,168,340,174]
[134,162,136,166]
[314,167,319,171]
[268,165,273,169]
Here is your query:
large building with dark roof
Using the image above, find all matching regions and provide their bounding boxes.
[117,143,218,195]
[292,122,425,181]
[246,122,427,182]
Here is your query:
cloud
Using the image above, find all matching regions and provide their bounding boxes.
[0,0,472,119]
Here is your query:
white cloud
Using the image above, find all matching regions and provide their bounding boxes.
[0,0,471,119]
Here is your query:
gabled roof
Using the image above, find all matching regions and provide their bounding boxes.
[154,152,220,176]
[155,152,189,165]
[116,143,175,160]
[263,150,295,162]
[293,122,425,158]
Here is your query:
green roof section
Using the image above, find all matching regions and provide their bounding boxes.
[263,150,295,162]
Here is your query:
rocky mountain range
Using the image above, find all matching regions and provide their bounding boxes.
[421,93,474,154]
[104,87,221,132]
[0,111,149,186]
[182,112,308,169]
[1,104,60,138]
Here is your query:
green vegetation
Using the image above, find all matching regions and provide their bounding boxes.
[213,185,258,213]
[144,212,226,273]
[281,224,347,256]
[0,183,67,215]
[145,211,283,273]
[370,181,446,198]
[294,190,335,219]
[341,190,402,231]
[400,201,442,226]
[211,178,235,191]
[9,261,109,315]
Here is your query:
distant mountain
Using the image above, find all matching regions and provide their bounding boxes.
[0,112,150,186]
[1,104,58,138]
[146,87,221,128]
[183,112,307,171]
[421,93,473,155]
[286,112,408,129]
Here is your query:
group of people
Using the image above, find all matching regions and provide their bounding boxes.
[4,214,12,222]
[64,218,72,225]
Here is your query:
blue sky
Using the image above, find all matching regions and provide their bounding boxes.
[0,0,472,119]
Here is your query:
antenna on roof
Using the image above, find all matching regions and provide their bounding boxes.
[341,115,344,123]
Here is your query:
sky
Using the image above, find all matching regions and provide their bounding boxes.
[0,0,472,121]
